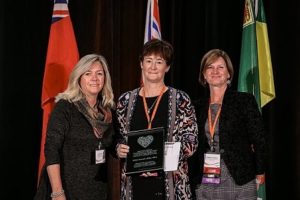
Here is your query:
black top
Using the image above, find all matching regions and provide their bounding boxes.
[189,89,266,188]
[44,100,114,200]
[130,92,168,200]
[131,93,168,131]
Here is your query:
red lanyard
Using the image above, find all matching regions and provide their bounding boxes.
[142,86,166,129]
[208,103,222,140]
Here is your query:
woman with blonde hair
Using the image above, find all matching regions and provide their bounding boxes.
[37,54,115,200]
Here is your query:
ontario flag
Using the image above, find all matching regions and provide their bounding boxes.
[38,0,79,180]
[144,0,161,43]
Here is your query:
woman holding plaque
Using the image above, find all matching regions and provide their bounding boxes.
[188,49,266,200]
[115,39,198,200]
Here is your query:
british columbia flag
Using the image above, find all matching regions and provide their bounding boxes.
[144,0,161,43]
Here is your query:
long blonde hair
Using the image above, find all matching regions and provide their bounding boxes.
[55,54,115,109]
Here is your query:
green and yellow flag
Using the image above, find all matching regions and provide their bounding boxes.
[238,0,275,108]
[238,0,275,199]
[238,0,261,105]
[256,0,275,107]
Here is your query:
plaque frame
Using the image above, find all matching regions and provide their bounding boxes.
[125,127,165,175]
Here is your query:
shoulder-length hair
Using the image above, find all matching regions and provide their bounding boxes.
[55,54,115,109]
[198,48,234,86]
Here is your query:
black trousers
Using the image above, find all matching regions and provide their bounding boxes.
[132,175,165,200]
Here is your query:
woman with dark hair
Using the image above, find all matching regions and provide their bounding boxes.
[116,39,198,200]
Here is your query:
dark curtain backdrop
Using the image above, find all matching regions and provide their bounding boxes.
[1,0,300,199]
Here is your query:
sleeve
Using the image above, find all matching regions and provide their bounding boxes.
[110,108,124,158]
[44,100,71,166]
[177,91,199,160]
[115,92,130,145]
[244,94,266,174]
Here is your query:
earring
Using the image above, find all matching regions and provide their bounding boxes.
[227,79,231,85]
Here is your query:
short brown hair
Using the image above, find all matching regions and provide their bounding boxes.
[139,39,174,66]
[198,49,234,86]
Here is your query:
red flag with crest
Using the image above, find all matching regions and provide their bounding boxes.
[38,0,79,180]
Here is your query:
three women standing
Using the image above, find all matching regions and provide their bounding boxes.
[36,47,266,200]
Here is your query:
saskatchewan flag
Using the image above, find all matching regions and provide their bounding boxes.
[238,0,275,107]
[255,0,275,107]
[238,0,275,199]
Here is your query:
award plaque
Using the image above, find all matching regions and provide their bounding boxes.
[125,127,165,175]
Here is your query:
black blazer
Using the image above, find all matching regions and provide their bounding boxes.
[189,89,266,188]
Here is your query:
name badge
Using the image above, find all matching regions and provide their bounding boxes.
[164,142,181,171]
[202,153,221,184]
[95,149,106,164]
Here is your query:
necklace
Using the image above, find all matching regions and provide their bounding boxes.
[142,86,166,129]
[147,97,159,114]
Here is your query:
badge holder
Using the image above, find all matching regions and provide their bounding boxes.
[202,153,221,184]
[95,142,106,164]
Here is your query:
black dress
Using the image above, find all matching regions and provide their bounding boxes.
[44,100,113,200]
[129,93,168,200]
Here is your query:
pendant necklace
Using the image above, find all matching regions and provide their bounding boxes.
[142,86,166,129]
[147,97,159,114]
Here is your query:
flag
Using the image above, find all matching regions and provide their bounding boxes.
[238,0,275,199]
[144,0,161,43]
[238,0,275,107]
[38,0,79,180]
[238,0,260,106]
[255,0,275,107]
[141,0,162,85]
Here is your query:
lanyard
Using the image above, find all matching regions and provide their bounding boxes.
[208,103,222,140]
[142,86,166,129]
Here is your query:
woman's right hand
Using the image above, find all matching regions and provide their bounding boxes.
[117,144,130,158]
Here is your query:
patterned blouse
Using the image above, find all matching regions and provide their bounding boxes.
[116,87,198,200]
